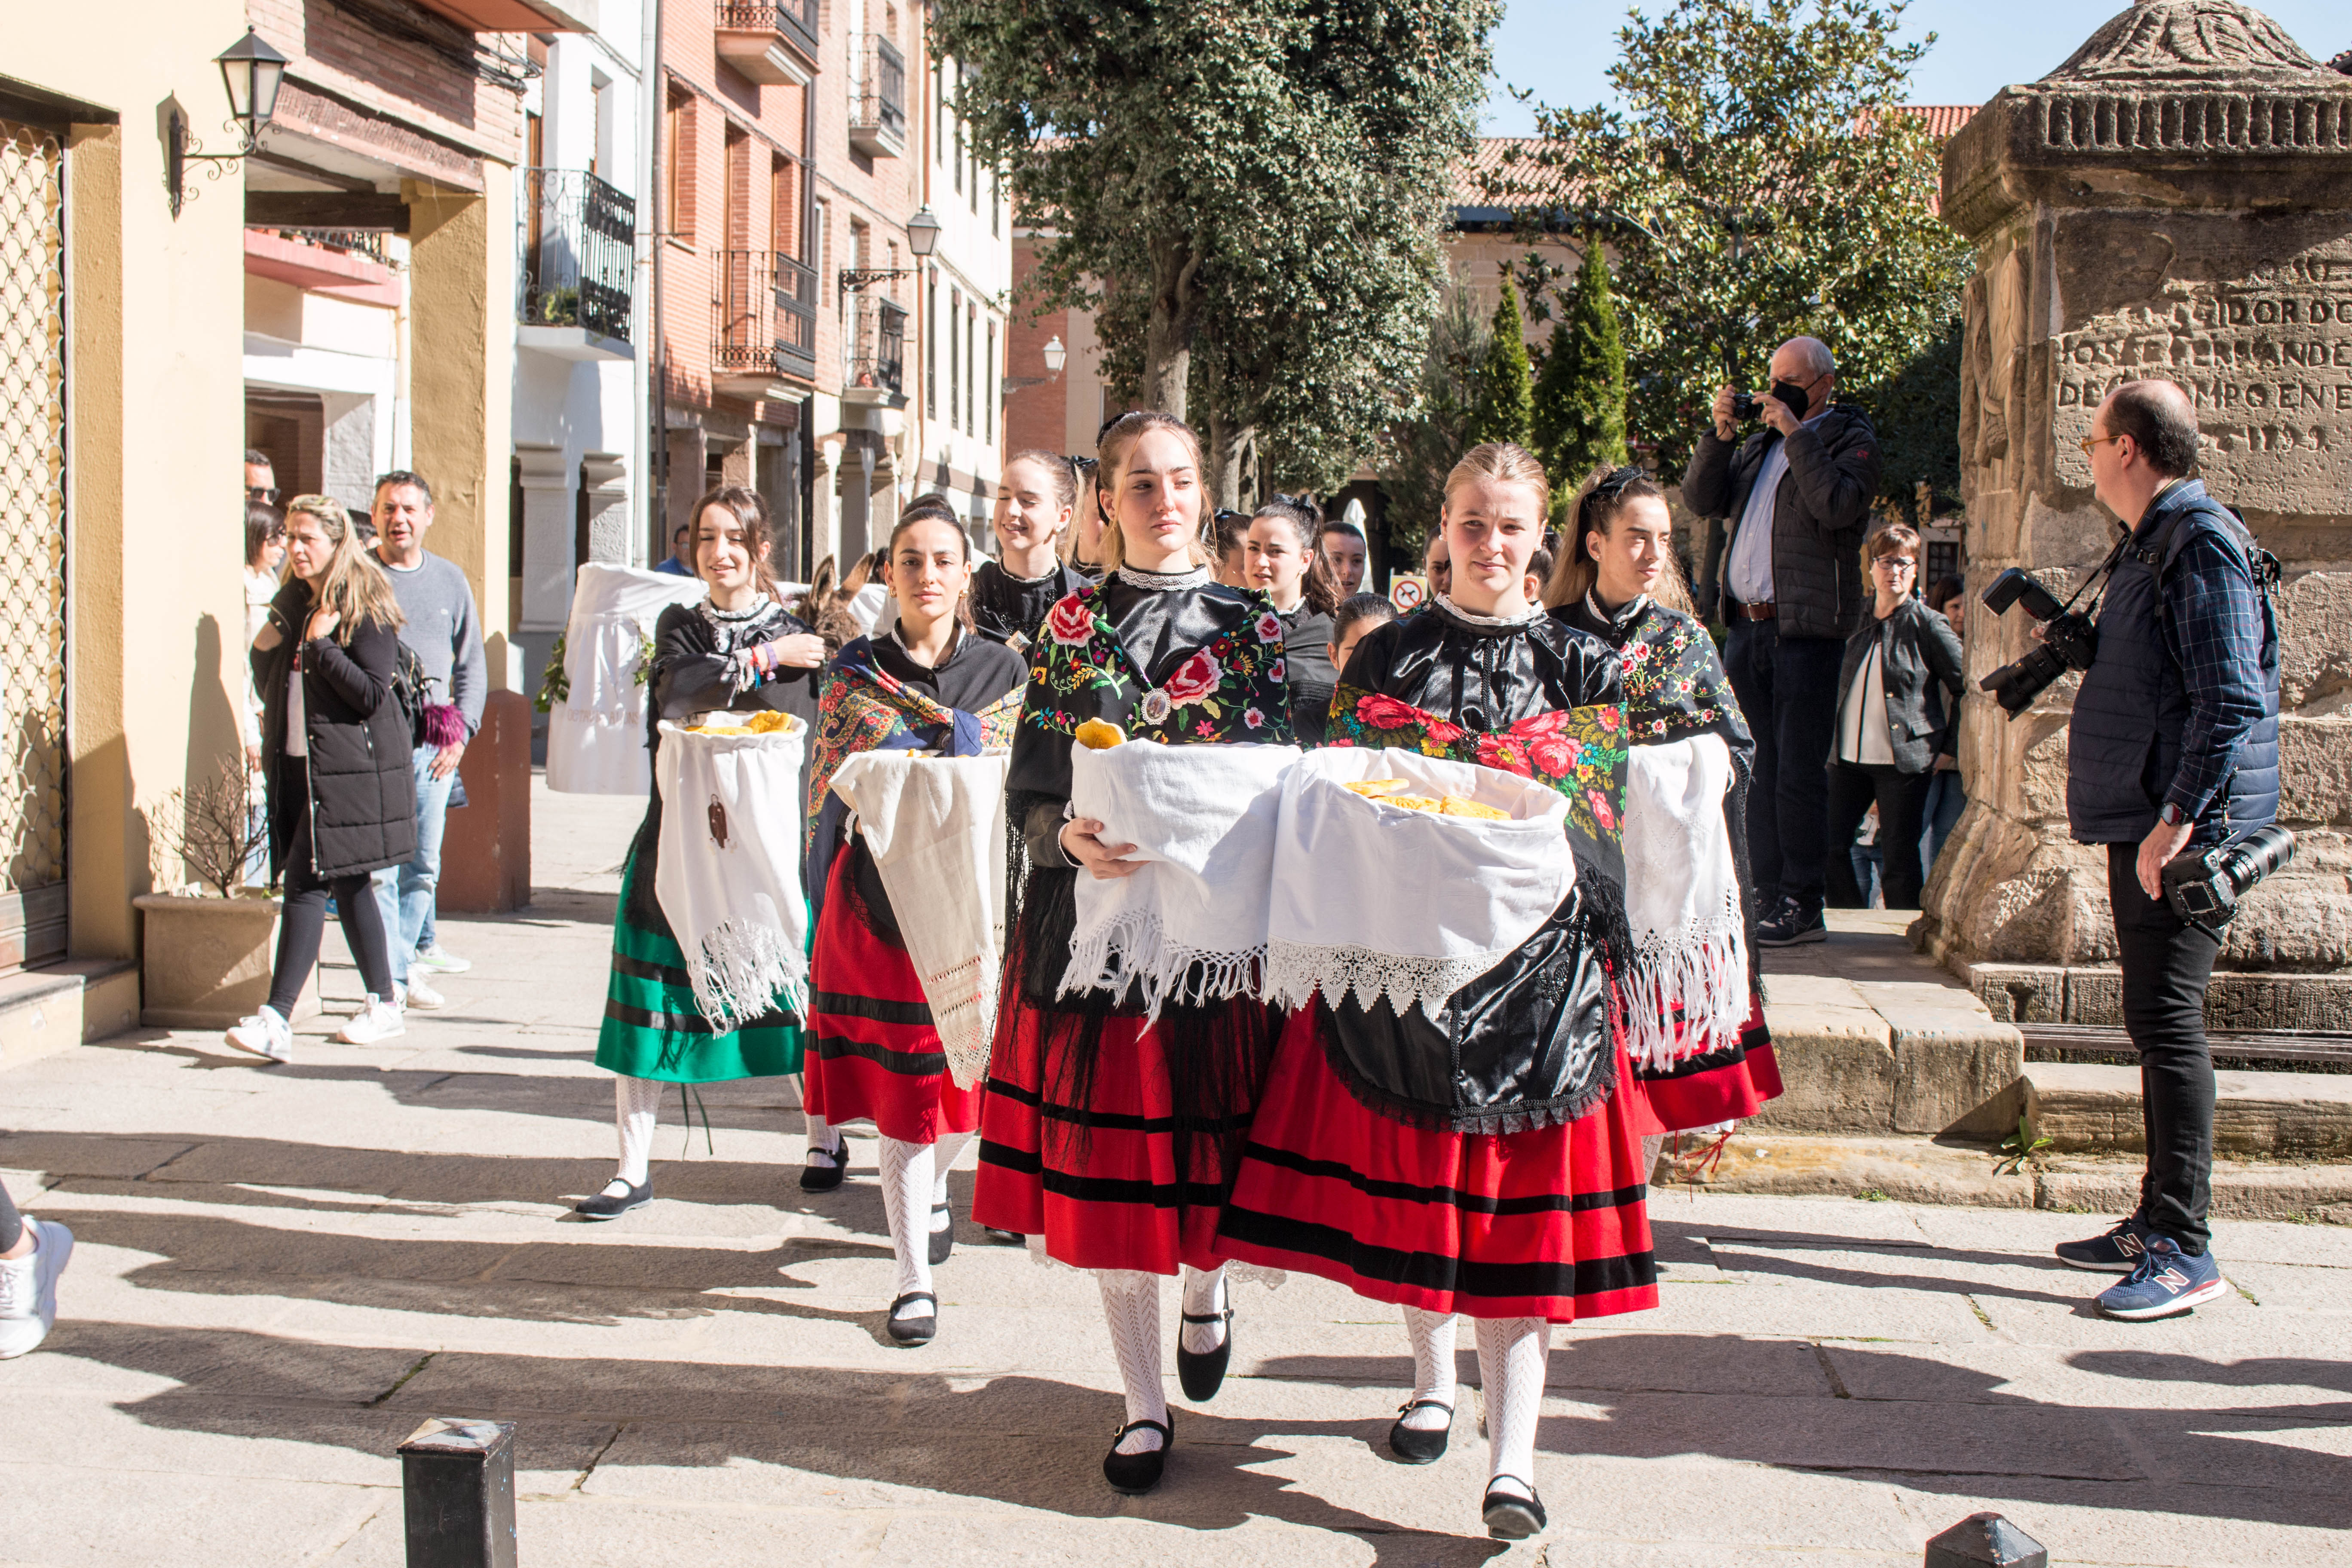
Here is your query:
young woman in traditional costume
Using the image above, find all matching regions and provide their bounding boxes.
[972,410,1291,1495]
[1214,442,1653,1540]
[1243,495,1343,744]
[579,487,829,1219]
[1548,468,1781,1145]
[972,452,1093,651]
[801,512,1026,1344]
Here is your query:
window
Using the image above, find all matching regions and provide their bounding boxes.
[723,124,750,248]
[985,319,996,444]
[992,175,1001,239]
[813,198,830,305]
[965,306,977,436]
[925,271,937,418]
[664,89,692,243]
[952,61,964,195]
[591,72,612,178]
[948,286,961,429]
[933,61,945,166]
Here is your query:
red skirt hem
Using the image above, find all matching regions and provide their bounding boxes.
[805,854,980,1145]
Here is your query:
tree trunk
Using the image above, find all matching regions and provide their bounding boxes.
[1139,238,1201,420]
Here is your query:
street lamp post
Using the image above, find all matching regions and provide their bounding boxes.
[838,205,941,293]
[169,28,290,217]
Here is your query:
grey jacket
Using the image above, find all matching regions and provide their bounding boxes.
[1685,403,1883,640]
[1828,597,1964,775]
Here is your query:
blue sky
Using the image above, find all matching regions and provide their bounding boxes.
[1481,0,2348,132]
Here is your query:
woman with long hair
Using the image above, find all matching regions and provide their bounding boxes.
[973,451,1091,649]
[578,487,831,1219]
[227,496,417,1061]
[801,511,1026,1344]
[1547,466,1782,1152]
[972,410,1291,1496]
[1243,494,1344,743]
[1215,443,1652,1540]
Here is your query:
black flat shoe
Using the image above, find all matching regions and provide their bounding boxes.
[1175,1306,1233,1402]
[800,1140,848,1192]
[928,1201,955,1265]
[1387,1398,1453,1464]
[885,1291,937,1344]
[1482,1477,1547,1540]
[572,1178,651,1219]
[1102,1413,1173,1495]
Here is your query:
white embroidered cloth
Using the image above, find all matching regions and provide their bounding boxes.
[827,751,1011,1090]
[653,717,810,1032]
[1263,747,1573,1021]
[1620,734,1748,1069]
[547,564,708,796]
[1060,739,1301,1018]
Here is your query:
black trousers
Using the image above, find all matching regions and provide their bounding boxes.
[1724,619,1846,910]
[268,761,395,1017]
[1825,760,1935,911]
[2107,840,2220,1251]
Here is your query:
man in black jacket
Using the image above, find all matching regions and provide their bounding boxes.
[1685,337,1883,945]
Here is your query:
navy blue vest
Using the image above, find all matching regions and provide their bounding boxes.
[2066,480,2279,848]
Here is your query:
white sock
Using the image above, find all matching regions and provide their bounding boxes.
[1178,1263,1228,1354]
[1096,1269,1167,1453]
[878,1136,936,1306]
[614,1075,662,1187]
[930,1131,973,1233]
[1400,1307,1459,1429]
[1640,1133,1667,1182]
[798,1082,841,1157]
[1475,1315,1549,1499]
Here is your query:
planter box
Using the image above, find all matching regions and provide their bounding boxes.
[132,892,317,1030]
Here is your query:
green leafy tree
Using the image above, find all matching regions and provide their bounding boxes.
[1464,270,1534,451]
[1377,270,1490,560]
[1491,0,1972,485]
[936,0,1498,503]
[1531,241,1629,503]
[1850,312,1962,519]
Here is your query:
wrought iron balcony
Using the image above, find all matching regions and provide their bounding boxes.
[846,295,906,397]
[849,35,906,159]
[517,168,636,352]
[715,0,820,84]
[714,249,819,392]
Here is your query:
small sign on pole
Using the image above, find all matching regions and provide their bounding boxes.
[1389,573,1429,613]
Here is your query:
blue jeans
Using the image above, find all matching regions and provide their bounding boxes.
[1921,767,1965,885]
[1723,619,1847,912]
[373,747,455,986]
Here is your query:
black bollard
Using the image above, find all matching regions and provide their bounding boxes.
[399,1416,518,1568]
[1925,1513,2047,1568]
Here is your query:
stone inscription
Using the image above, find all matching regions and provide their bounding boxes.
[2054,243,2352,514]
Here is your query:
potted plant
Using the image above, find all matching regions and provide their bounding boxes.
[133,762,313,1029]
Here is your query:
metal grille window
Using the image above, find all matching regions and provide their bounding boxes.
[0,116,68,964]
[518,168,637,344]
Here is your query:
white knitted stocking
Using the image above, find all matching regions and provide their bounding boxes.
[1399,1307,1459,1430]
[613,1075,662,1188]
[1096,1269,1168,1453]
[1475,1315,1550,1500]
[1178,1263,1227,1354]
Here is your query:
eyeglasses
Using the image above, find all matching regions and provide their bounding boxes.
[2077,433,2123,458]
[247,485,279,502]
[1873,556,1917,572]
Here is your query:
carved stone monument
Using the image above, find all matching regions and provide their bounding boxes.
[1921,0,2352,1026]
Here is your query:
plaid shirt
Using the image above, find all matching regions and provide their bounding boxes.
[2142,484,2272,824]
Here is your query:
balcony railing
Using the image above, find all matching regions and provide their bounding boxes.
[517,168,637,344]
[715,250,819,388]
[849,35,906,157]
[715,0,820,83]
[846,295,907,395]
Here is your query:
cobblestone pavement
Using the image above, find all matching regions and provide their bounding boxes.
[1,779,2346,1566]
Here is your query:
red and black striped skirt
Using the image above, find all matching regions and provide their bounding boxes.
[1214,1004,1659,1324]
[804,853,981,1145]
[1630,990,1782,1133]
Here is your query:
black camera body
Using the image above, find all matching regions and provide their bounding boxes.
[1729,392,1763,421]
[1978,567,2099,717]
[2162,824,2296,932]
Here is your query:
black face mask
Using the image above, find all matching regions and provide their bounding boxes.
[1770,379,1812,418]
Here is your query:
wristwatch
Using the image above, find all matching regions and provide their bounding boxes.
[2159,801,2187,828]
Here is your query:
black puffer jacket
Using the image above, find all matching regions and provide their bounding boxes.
[252,582,418,881]
[1685,403,1883,640]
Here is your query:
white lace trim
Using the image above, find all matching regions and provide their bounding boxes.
[1435,591,1542,629]
[1116,563,1211,591]
[1618,897,1749,1071]
[1262,940,1516,1023]
[683,918,809,1036]
[1056,907,1261,1020]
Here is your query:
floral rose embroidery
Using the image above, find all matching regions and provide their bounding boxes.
[1243,707,1265,730]
[1269,658,1287,682]
[1529,734,1578,775]
[1587,789,1618,830]
[1255,612,1283,644]
[1045,595,1097,648]
[1194,719,1216,738]
[1162,649,1222,707]
[1354,692,1464,744]
[1476,734,1532,776]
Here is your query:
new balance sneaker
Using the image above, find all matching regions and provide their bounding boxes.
[0,1217,75,1358]
[224,1005,293,1063]
[335,995,407,1046]
[1756,897,1827,947]
[412,943,472,975]
[401,975,449,1011]
[2096,1235,2230,1320]
[2056,1215,2153,1272]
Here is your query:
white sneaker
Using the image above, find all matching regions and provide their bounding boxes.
[224,1005,293,1063]
[413,943,471,974]
[336,995,407,1045]
[0,1218,74,1358]
[402,975,448,1011]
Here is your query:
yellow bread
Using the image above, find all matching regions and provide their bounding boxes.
[1074,719,1127,750]
[1439,794,1509,820]
[1343,777,1412,797]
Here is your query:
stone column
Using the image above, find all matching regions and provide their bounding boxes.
[514,442,574,637]
[1922,0,2352,1027]
[581,452,631,565]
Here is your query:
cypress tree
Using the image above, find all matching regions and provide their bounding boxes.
[1464,270,1534,451]
[1531,241,1628,502]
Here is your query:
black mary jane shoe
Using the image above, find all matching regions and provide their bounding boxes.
[928,1202,955,1265]
[799,1140,849,1192]
[1102,1413,1173,1495]
[1386,1398,1454,1464]
[1481,1476,1547,1541]
[572,1178,652,1220]
[885,1291,937,1345]
[1175,1307,1233,1402]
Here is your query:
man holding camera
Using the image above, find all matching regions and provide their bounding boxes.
[1687,337,1883,946]
[2050,378,2279,1318]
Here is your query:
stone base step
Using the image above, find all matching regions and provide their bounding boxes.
[0,959,140,1072]
[2022,1060,2352,1161]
